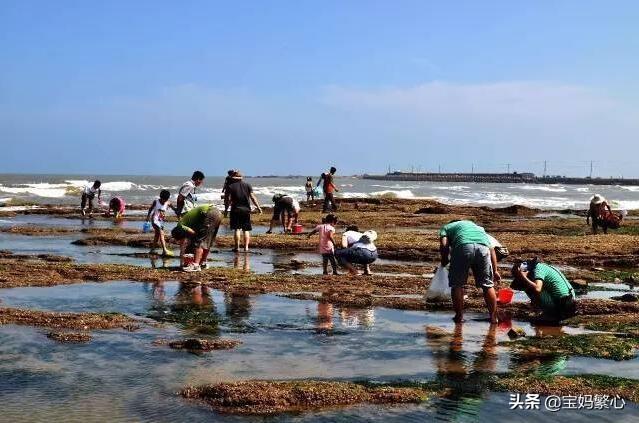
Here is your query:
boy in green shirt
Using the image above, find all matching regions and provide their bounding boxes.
[171,204,222,272]
[511,259,576,321]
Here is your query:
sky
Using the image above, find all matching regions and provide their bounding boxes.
[1,1,639,177]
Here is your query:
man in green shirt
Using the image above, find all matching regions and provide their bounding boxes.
[511,259,576,321]
[439,220,501,323]
[171,204,222,272]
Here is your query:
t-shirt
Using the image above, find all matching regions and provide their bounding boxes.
[323,173,335,194]
[486,234,501,248]
[316,223,335,254]
[532,263,574,311]
[439,221,489,250]
[178,180,197,214]
[83,185,100,197]
[226,180,253,210]
[274,196,299,215]
[177,204,212,232]
[352,240,377,252]
[305,182,313,192]
[109,197,125,214]
[150,199,168,226]
[342,230,363,247]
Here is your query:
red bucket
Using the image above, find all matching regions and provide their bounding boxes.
[183,254,195,266]
[292,224,303,234]
[498,288,514,304]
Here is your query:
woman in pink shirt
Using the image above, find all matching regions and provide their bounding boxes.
[307,214,339,275]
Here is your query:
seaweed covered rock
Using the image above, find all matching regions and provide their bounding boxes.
[180,380,431,414]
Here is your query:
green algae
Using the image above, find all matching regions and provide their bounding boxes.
[504,334,638,361]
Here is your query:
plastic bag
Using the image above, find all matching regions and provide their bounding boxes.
[425,267,451,301]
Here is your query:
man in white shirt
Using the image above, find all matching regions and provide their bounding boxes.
[176,171,205,216]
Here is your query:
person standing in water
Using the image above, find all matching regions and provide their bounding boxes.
[80,180,102,217]
[318,167,339,212]
[146,189,175,257]
[305,177,314,201]
[224,171,263,252]
[176,171,205,216]
[439,220,500,324]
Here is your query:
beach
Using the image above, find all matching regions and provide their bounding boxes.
[0,190,637,421]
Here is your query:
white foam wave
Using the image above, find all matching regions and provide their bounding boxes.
[516,185,567,193]
[100,181,137,191]
[371,184,425,189]
[0,185,67,198]
[619,186,639,192]
[431,185,470,191]
[575,187,590,192]
[370,190,416,199]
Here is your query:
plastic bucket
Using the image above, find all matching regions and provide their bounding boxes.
[292,224,303,234]
[142,222,152,233]
[498,288,514,304]
[183,254,195,266]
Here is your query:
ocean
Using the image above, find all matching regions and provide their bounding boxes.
[1,174,638,210]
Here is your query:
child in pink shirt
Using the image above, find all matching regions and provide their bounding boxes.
[308,214,338,275]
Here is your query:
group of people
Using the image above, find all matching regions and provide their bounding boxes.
[439,219,576,324]
[81,173,622,323]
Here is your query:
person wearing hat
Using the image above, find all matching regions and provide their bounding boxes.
[223,171,262,252]
[511,258,576,322]
[266,194,301,234]
[586,194,622,234]
[439,220,500,324]
[335,229,378,275]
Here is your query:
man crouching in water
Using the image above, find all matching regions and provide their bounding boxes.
[511,258,577,322]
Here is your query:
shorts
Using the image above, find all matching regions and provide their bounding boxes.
[543,295,577,321]
[194,208,222,249]
[230,207,252,231]
[171,209,222,249]
[335,247,378,265]
[448,243,493,289]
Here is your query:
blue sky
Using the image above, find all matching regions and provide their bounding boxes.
[1,1,639,176]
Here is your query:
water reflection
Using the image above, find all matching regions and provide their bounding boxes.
[148,282,220,335]
[314,302,376,331]
[233,253,251,272]
[224,292,253,329]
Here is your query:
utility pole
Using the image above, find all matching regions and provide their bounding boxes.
[438,164,441,174]
[589,161,593,178]
[388,164,391,174]
[471,164,474,174]
[543,160,547,177]
[506,163,511,173]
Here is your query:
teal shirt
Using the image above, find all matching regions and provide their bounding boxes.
[177,204,212,232]
[533,263,574,311]
[439,221,489,250]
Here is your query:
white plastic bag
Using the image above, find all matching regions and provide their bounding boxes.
[425,267,451,301]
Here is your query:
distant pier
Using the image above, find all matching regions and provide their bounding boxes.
[362,172,639,186]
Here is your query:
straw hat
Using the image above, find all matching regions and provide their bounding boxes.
[591,194,606,205]
[362,230,378,242]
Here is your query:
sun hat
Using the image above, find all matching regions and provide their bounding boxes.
[591,194,606,205]
[232,170,243,179]
[361,230,378,243]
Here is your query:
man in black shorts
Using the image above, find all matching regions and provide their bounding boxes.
[224,171,262,252]
[266,194,301,234]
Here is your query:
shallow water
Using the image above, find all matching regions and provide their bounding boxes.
[0,281,636,422]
